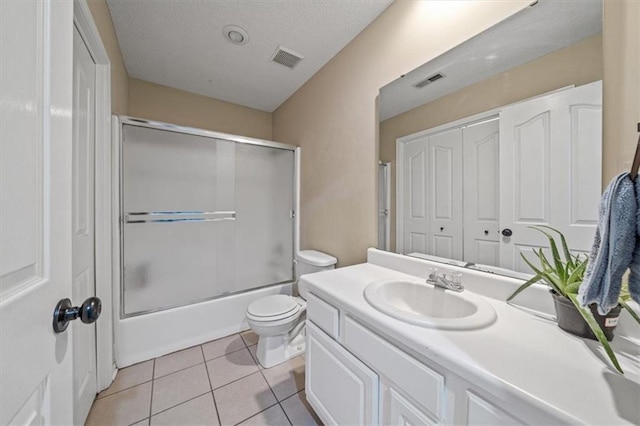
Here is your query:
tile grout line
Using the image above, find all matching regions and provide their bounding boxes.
[211,366,261,391]
[97,378,153,401]
[255,361,293,426]
[278,399,294,426]
[148,359,156,420]
[101,344,249,401]
[145,390,213,421]
[232,401,282,426]
[154,344,249,380]
[201,344,223,426]
[105,344,256,403]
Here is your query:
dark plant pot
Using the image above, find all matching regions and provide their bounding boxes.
[551,291,621,341]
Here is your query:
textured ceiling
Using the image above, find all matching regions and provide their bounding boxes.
[107,0,393,112]
[379,0,602,121]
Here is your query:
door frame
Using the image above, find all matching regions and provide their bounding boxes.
[378,161,391,251]
[73,0,114,392]
[395,108,500,254]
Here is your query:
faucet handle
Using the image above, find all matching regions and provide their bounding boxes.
[451,272,464,290]
[428,267,439,281]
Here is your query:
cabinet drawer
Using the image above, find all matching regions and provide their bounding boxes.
[306,322,378,426]
[307,292,339,339]
[344,316,445,420]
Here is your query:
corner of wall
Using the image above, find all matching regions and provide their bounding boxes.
[85,0,129,115]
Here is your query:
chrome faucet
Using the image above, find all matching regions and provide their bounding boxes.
[426,268,464,292]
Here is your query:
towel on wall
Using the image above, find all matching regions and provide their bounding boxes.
[627,178,640,305]
[578,173,637,314]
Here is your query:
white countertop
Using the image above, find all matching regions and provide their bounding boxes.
[302,249,640,425]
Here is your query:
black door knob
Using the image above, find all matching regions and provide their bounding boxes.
[502,228,513,237]
[53,296,102,333]
[484,230,489,236]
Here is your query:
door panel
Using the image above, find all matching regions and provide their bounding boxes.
[0,1,74,424]
[72,25,98,425]
[402,140,429,254]
[433,235,453,259]
[475,240,500,266]
[463,119,500,266]
[514,112,550,223]
[499,82,602,271]
[429,130,463,261]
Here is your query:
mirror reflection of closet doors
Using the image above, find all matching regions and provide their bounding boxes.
[499,81,602,272]
[462,119,500,266]
[400,129,464,261]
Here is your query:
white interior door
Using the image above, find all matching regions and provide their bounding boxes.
[1,1,75,424]
[72,25,98,425]
[428,129,463,261]
[401,139,430,254]
[499,82,602,272]
[463,119,500,266]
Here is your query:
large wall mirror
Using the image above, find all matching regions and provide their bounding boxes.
[378,0,603,279]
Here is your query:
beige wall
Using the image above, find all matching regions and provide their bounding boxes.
[380,34,603,252]
[88,0,272,139]
[273,1,530,267]
[129,79,273,140]
[603,0,640,183]
[86,0,128,115]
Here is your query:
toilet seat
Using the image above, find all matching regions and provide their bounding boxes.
[246,295,302,322]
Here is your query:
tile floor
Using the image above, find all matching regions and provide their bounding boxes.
[86,331,323,426]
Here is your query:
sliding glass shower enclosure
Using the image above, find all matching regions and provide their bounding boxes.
[119,117,295,317]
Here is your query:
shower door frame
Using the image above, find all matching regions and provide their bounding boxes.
[116,116,298,318]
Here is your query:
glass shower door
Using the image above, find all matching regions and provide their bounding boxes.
[121,123,294,317]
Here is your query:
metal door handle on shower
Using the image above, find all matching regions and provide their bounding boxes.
[124,211,236,224]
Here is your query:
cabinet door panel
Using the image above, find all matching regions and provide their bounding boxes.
[343,316,444,420]
[467,391,523,425]
[388,387,436,426]
[306,322,378,426]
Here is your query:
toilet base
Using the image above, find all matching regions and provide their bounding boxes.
[256,326,306,368]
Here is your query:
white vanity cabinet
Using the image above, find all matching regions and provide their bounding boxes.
[306,291,535,426]
[306,322,379,425]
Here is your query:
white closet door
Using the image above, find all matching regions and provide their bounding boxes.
[499,82,602,272]
[463,119,500,266]
[402,138,430,254]
[428,129,463,261]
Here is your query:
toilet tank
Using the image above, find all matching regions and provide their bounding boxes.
[296,250,337,299]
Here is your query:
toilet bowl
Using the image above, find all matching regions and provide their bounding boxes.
[246,250,337,368]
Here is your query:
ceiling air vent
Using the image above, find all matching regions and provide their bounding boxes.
[413,72,445,89]
[271,45,304,69]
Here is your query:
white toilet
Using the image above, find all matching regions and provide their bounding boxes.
[246,250,337,368]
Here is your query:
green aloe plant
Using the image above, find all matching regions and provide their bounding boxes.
[507,225,640,374]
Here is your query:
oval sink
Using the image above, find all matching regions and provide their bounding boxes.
[363,279,496,330]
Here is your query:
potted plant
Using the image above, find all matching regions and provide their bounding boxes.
[507,225,640,374]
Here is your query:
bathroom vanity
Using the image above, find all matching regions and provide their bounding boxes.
[303,249,640,425]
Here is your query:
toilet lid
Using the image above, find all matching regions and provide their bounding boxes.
[247,295,300,320]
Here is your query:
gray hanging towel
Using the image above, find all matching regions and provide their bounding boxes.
[626,178,640,305]
[578,173,637,314]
